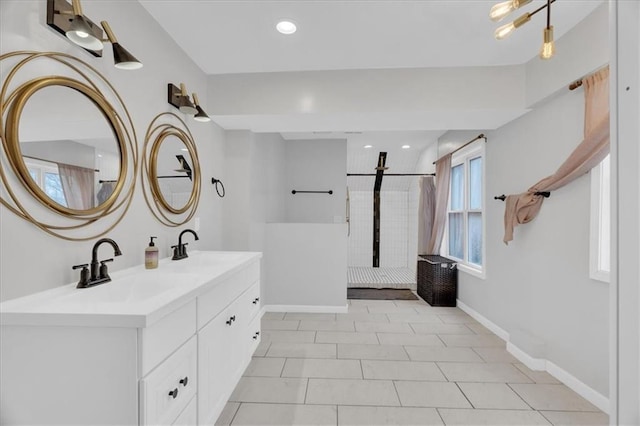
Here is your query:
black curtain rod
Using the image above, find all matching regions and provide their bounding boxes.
[291,190,333,195]
[347,173,435,177]
[433,133,486,165]
[494,192,551,201]
[99,179,117,184]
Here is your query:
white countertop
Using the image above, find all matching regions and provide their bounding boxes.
[0,251,261,328]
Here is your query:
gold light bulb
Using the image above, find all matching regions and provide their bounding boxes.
[489,0,533,22]
[494,13,531,40]
[539,26,555,59]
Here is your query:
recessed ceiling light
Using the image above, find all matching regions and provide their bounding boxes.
[276,20,297,35]
[364,145,373,149]
[402,145,411,149]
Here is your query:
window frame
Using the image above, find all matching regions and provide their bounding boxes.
[444,141,486,279]
[589,154,610,283]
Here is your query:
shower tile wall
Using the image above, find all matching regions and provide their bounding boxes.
[348,191,411,268]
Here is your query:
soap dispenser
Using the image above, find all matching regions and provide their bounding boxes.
[145,237,159,269]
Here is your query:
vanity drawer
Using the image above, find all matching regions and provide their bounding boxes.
[248,315,262,355]
[140,336,197,426]
[140,300,196,375]
[198,270,251,329]
[172,396,196,426]
[243,281,261,323]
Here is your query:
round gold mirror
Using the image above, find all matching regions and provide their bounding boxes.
[142,113,201,226]
[5,77,127,215]
[0,51,138,241]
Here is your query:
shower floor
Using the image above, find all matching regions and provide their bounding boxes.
[347,267,416,290]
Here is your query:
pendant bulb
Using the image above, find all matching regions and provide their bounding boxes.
[489,0,533,22]
[494,13,531,40]
[539,26,555,60]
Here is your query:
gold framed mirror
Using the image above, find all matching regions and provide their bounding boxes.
[0,51,137,241]
[142,113,201,226]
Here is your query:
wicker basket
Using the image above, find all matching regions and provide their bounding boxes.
[417,255,458,307]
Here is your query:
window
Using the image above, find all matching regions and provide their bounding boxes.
[590,154,610,282]
[446,143,484,277]
[24,158,68,207]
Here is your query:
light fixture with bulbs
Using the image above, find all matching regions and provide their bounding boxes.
[489,0,556,60]
[46,0,142,69]
[167,83,211,123]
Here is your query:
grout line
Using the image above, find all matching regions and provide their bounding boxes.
[435,334,447,347]
[455,381,475,409]
[506,382,536,410]
[434,362,450,382]
[303,378,310,404]
[359,359,365,379]
[391,380,403,407]
[228,402,241,426]
[435,407,446,425]
[279,358,287,378]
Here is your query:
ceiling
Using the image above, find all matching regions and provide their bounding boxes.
[141,0,603,75]
[140,0,604,190]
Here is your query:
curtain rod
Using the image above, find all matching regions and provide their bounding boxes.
[433,133,486,165]
[569,64,609,91]
[347,173,435,177]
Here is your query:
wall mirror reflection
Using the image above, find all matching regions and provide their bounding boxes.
[153,134,195,212]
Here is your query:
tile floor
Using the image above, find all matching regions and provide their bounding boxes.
[217,299,608,426]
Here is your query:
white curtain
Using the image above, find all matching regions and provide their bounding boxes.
[58,163,95,209]
[417,176,436,255]
[426,154,452,254]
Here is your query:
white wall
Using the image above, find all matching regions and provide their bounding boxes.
[456,84,609,397]
[265,223,347,309]
[285,139,347,223]
[0,1,225,301]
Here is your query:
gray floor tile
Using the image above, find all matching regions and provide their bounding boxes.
[438,408,552,425]
[262,319,300,331]
[345,304,370,313]
[231,403,337,426]
[472,347,519,363]
[243,357,286,377]
[394,381,471,408]
[410,323,476,335]
[252,340,271,357]
[337,406,443,425]
[437,313,477,324]
[438,334,506,347]
[282,358,362,379]
[514,364,561,384]
[229,377,308,404]
[510,384,600,411]
[299,321,356,332]
[387,313,444,323]
[361,360,446,381]
[355,322,414,333]
[215,402,240,426]
[367,305,420,314]
[540,411,609,425]
[262,330,317,343]
[336,313,390,322]
[316,331,379,345]
[338,344,409,361]
[377,333,444,347]
[267,343,337,359]
[405,346,484,362]
[306,378,400,406]
[437,362,533,383]
[262,312,286,320]
[465,322,494,334]
[458,382,531,409]
[284,313,337,321]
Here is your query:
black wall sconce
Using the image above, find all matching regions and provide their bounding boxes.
[46,0,142,70]
[168,83,211,123]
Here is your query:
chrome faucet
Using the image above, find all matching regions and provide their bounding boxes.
[73,238,122,288]
[172,229,199,260]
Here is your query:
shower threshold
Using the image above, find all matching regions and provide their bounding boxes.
[348,267,416,290]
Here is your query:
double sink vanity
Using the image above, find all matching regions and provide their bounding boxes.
[0,250,262,425]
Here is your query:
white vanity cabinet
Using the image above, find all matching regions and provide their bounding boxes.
[0,251,261,426]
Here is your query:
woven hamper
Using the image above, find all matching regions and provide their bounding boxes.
[417,255,458,307]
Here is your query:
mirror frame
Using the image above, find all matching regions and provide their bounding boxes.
[142,113,201,227]
[0,51,138,241]
[4,76,127,216]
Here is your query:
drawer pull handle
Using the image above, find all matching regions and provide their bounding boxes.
[168,388,179,399]
[252,331,260,340]
[252,297,260,304]
[226,315,236,325]
[180,376,189,387]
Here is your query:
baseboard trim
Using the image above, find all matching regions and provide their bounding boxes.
[546,360,610,414]
[263,304,349,314]
[456,299,510,342]
[457,298,609,414]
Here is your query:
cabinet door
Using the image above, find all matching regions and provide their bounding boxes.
[197,300,241,424]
